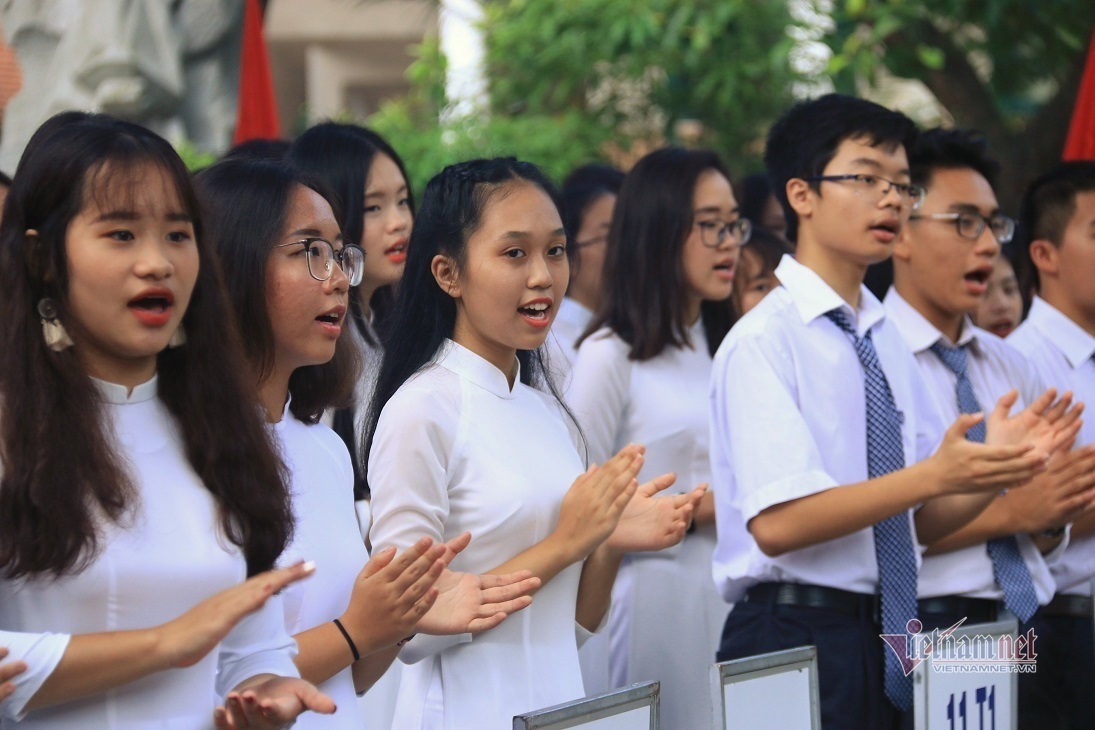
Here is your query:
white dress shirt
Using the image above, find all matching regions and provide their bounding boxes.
[883,288,1059,603]
[368,340,588,730]
[273,405,370,729]
[710,255,944,603]
[567,323,728,730]
[1010,296,1095,596]
[545,297,594,389]
[0,377,298,728]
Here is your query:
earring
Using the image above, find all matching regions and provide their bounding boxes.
[167,325,187,348]
[37,298,73,351]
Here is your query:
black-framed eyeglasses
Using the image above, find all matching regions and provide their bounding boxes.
[908,212,1016,244]
[805,173,926,210]
[697,218,752,248]
[276,237,366,286]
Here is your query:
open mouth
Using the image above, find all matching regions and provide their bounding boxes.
[128,293,173,313]
[964,269,991,286]
[385,240,408,263]
[870,220,900,237]
[518,301,551,322]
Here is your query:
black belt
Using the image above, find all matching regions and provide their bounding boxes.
[1041,593,1094,619]
[917,595,1000,623]
[745,582,880,623]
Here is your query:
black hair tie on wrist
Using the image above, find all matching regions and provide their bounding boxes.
[332,618,361,661]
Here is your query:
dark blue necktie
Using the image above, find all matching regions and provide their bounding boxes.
[929,341,1039,623]
[826,309,917,712]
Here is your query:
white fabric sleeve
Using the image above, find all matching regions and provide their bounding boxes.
[0,630,71,722]
[215,595,299,699]
[717,334,839,521]
[369,380,466,664]
[567,332,631,465]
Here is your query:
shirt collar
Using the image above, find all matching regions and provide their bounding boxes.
[91,374,158,405]
[437,339,520,399]
[774,254,885,337]
[883,287,979,354]
[1027,296,1095,368]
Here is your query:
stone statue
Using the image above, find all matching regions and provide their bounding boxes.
[0,0,243,173]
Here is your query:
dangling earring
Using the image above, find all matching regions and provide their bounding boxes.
[167,325,187,348]
[37,298,73,351]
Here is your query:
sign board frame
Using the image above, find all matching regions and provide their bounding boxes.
[513,681,660,730]
[710,645,821,730]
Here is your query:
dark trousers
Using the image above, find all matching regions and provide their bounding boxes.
[717,589,901,730]
[1021,611,1095,729]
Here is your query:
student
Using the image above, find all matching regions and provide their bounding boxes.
[731,226,792,319]
[196,157,541,729]
[1009,160,1095,728]
[0,112,333,728]
[738,171,787,239]
[288,123,414,511]
[885,128,1093,725]
[972,254,1024,338]
[567,146,739,729]
[710,94,1068,729]
[364,157,703,729]
[549,163,624,372]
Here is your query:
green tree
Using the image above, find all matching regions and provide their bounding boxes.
[370,0,805,190]
[823,0,1095,208]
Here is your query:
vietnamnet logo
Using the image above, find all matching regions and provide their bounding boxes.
[880,618,1038,675]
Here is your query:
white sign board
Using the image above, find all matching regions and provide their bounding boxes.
[513,681,659,730]
[912,618,1020,730]
[712,646,820,730]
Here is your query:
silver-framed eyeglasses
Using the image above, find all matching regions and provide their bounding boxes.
[697,217,752,248]
[908,212,1016,244]
[276,237,366,286]
[805,174,926,210]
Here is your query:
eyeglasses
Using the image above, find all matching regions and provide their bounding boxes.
[805,174,926,210]
[276,237,366,286]
[697,218,753,248]
[908,212,1016,244]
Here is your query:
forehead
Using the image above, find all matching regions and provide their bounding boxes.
[1066,190,1095,228]
[825,136,909,175]
[283,184,341,234]
[81,161,187,217]
[479,181,562,231]
[922,167,998,210]
[366,153,405,190]
[693,169,736,208]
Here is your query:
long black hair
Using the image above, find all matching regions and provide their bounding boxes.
[195,158,361,424]
[0,112,292,578]
[288,121,413,343]
[363,157,581,485]
[581,147,736,360]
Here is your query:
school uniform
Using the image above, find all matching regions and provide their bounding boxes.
[1008,296,1095,728]
[273,403,370,729]
[545,297,594,388]
[710,255,944,730]
[567,323,728,730]
[368,340,592,730]
[0,377,299,729]
[883,289,1061,611]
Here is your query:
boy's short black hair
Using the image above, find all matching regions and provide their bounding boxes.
[908,128,1000,190]
[1014,160,1095,294]
[764,94,918,243]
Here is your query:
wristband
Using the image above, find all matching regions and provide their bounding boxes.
[332,618,361,661]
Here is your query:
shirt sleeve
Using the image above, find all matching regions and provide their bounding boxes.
[0,630,70,722]
[567,332,630,465]
[215,595,300,699]
[713,332,839,522]
[368,378,472,663]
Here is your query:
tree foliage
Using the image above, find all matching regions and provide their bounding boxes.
[370,0,804,191]
[822,0,1095,207]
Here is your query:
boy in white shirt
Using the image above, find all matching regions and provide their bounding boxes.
[711,94,1070,729]
[1009,160,1095,728]
[886,128,1095,727]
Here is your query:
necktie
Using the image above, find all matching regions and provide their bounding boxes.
[929,341,1039,623]
[826,309,917,712]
